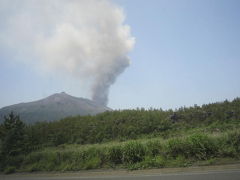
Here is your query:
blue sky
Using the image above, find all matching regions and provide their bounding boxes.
[0,0,240,109]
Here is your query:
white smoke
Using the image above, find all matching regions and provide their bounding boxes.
[0,0,135,106]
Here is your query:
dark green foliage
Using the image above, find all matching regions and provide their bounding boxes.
[23,109,172,147]
[19,130,240,172]
[1,112,26,156]
[17,97,240,148]
[225,131,240,153]
[167,138,188,158]
[107,145,123,164]
[0,112,27,170]
[167,134,218,160]
[0,98,240,172]
[146,140,163,156]
[122,141,146,164]
[217,131,240,157]
[186,134,217,160]
[127,155,166,170]
[3,166,16,174]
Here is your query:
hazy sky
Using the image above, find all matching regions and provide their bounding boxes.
[0,0,240,110]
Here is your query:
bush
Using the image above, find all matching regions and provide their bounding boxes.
[83,157,101,170]
[226,131,240,153]
[23,152,42,164]
[127,155,165,170]
[217,131,240,158]
[14,130,240,172]
[107,145,123,164]
[167,138,188,158]
[4,166,16,174]
[146,140,163,156]
[122,141,146,164]
[166,155,189,167]
[167,134,218,160]
[186,134,217,160]
[141,155,165,168]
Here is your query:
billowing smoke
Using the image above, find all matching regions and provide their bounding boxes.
[0,0,135,106]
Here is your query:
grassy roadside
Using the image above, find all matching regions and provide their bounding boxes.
[8,129,238,173]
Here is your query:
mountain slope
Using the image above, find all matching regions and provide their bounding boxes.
[0,92,111,123]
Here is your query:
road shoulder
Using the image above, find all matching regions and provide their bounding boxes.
[1,163,240,178]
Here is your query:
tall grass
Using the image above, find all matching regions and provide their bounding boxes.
[18,130,240,172]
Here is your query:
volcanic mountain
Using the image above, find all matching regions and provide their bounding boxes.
[0,92,111,123]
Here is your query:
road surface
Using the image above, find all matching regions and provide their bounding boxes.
[1,164,240,180]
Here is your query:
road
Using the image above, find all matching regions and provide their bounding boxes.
[1,164,240,180]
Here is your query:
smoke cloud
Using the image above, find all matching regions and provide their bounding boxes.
[0,0,135,106]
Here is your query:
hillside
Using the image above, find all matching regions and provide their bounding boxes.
[23,97,240,146]
[0,98,239,173]
[0,92,111,123]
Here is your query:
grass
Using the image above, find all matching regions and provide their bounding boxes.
[3,166,16,174]
[17,129,240,172]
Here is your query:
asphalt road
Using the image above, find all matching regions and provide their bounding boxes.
[1,165,240,180]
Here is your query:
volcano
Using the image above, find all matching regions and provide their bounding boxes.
[0,92,111,123]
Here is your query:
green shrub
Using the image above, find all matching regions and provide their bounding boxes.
[167,138,188,158]
[127,155,165,170]
[216,131,240,158]
[167,134,218,160]
[142,155,165,168]
[146,140,163,156]
[4,166,16,174]
[26,164,40,172]
[166,155,189,167]
[59,151,74,163]
[83,157,101,170]
[186,134,217,160]
[226,131,240,153]
[10,128,240,172]
[107,145,123,164]
[122,141,146,164]
[23,152,42,164]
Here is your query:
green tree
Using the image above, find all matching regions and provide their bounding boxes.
[0,112,26,169]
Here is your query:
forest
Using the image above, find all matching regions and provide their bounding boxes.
[0,98,240,173]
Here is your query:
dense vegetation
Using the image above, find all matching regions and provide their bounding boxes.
[0,98,240,173]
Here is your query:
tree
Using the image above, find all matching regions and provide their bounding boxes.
[0,112,26,169]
